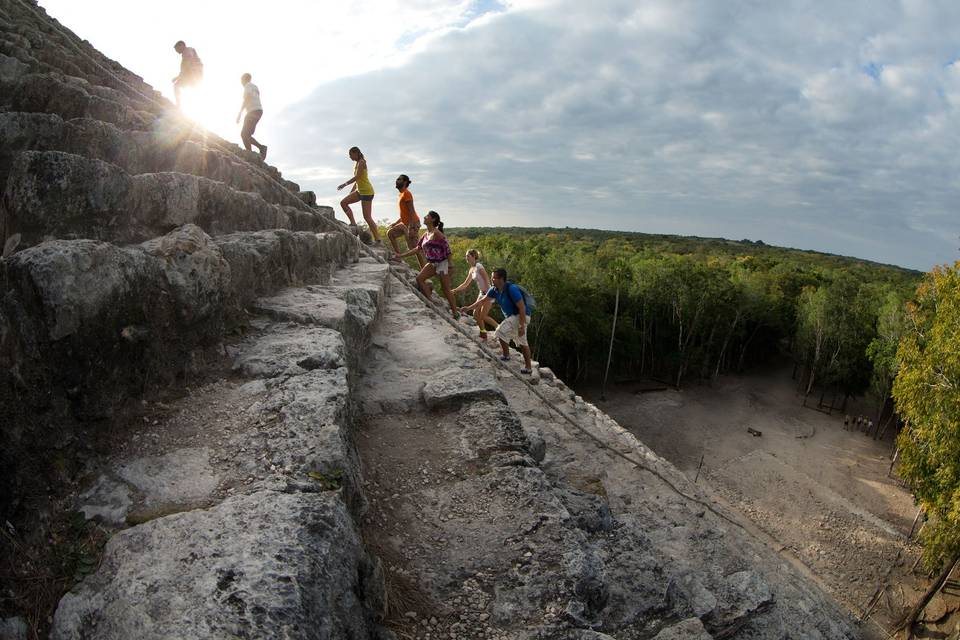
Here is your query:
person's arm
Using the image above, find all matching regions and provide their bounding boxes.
[395,246,421,259]
[515,298,527,336]
[464,288,497,313]
[509,285,527,336]
[395,234,423,259]
[337,158,364,191]
[453,268,473,294]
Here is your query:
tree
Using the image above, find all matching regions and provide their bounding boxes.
[893,262,960,569]
[866,289,909,433]
[601,257,631,399]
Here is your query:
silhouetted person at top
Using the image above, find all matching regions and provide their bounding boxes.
[236,73,267,159]
[172,40,203,107]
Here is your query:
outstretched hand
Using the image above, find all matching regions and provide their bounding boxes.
[235,115,240,124]
[336,183,346,191]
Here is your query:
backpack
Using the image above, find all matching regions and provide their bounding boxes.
[510,283,537,313]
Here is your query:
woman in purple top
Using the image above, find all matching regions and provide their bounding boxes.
[394,210,459,317]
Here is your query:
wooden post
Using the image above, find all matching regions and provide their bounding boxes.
[908,508,923,540]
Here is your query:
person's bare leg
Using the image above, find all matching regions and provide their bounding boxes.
[405,232,426,269]
[439,273,458,315]
[416,263,437,299]
[361,200,380,242]
[174,81,183,107]
[340,191,359,225]
[499,339,510,358]
[521,345,532,370]
[480,298,499,330]
[387,224,404,254]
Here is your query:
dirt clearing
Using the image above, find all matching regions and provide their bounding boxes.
[580,364,957,637]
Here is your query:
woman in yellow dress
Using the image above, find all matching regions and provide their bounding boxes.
[337,146,381,244]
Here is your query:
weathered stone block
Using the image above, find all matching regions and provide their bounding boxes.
[52,491,387,640]
[422,368,505,410]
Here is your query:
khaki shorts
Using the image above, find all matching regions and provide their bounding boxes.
[495,314,528,347]
[406,220,421,244]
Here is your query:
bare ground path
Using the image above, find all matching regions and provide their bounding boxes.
[579,367,956,638]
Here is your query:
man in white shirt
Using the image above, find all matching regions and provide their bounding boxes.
[236,73,267,159]
[172,40,203,107]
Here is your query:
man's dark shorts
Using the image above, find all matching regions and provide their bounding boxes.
[176,70,203,87]
[242,109,263,139]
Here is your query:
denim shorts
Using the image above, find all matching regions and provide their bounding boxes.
[359,194,374,202]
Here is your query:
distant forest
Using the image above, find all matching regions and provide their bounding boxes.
[435,227,920,412]
[437,227,959,575]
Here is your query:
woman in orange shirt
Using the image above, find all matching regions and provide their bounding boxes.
[387,174,425,268]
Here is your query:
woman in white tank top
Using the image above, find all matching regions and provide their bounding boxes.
[453,249,499,340]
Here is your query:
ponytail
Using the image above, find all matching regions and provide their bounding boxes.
[427,210,444,232]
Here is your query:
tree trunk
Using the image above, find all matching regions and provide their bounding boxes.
[898,555,959,636]
[804,369,816,401]
[888,446,900,477]
[601,285,620,400]
[876,412,897,441]
[875,395,889,431]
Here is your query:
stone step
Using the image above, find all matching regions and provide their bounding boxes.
[1,150,332,249]
[0,66,154,129]
[0,60,307,208]
[0,224,356,512]
[0,112,314,213]
[49,253,395,639]
[52,491,387,640]
[251,258,392,369]
[0,1,165,115]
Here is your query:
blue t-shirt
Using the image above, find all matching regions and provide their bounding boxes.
[486,283,531,317]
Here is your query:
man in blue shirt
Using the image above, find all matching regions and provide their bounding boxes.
[462,268,534,374]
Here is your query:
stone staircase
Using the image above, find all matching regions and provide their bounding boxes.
[0,2,396,636]
[51,257,393,639]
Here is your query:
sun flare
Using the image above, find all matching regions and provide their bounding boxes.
[177,86,235,140]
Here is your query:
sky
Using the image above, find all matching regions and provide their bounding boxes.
[39,0,960,271]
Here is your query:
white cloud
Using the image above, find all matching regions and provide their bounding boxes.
[40,0,960,270]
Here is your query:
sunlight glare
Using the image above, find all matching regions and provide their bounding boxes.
[177,82,236,141]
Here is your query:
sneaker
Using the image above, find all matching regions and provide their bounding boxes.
[520,368,532,375]
[348,223,359,235]
[479,332,488,341]
[260,145,268,160]
[499,354,510,362]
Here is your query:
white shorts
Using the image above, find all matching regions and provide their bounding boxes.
[430,259,450,275]
[495,314,528,347]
